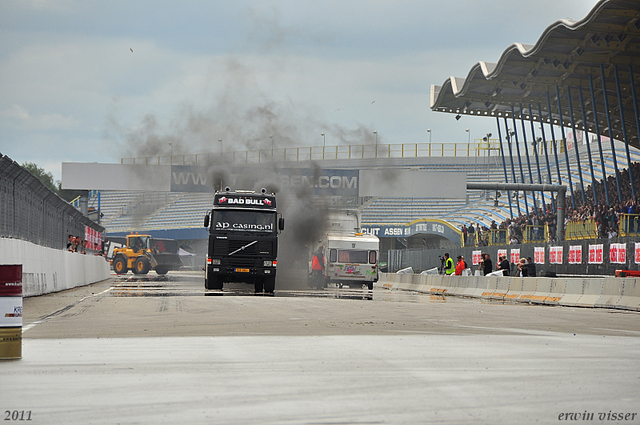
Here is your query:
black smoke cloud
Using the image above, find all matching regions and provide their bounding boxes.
[103,11,381,288]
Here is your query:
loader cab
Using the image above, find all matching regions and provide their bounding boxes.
[127,235,151,253]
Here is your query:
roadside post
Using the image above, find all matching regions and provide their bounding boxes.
[0,264,22,359]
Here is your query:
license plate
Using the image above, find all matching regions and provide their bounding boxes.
[235,268,250,273]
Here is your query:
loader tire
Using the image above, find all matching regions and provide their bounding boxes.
[113,255,127,275]
[134,257,151,275]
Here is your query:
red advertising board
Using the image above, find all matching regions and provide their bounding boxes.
[510,249,520,265]
[568,246,582,264]
[588,244,603,264]
[534,247,545,264]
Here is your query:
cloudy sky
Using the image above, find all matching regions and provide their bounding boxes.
[0,0,598,181]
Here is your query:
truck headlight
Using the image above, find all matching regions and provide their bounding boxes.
[263,260,274,267]
[208,258,220,265]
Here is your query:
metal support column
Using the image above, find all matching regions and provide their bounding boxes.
[630,65,640,196]
[589,74,610,205]
[555,85,576,209]
[537,103,556,210]
[528,104,547,213]
[578,87,599,206]
[511,106,530,214]
[496,117,514,220]
[519,103,538,213]
[566,87,586,203]
[600,64,623,203]
[503,117,522,215]
[614,64,636,199]
[546,92,564,191]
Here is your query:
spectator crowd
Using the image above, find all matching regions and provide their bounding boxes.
[461,163,640,246]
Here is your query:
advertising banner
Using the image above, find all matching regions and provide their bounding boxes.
[568,245,582,264]
[169,165,360,196]
[510,249,520,265]
[549,246,563,264]
[472,250,482,266]
[610,243,626,264]
[84,227,102,251]
[588,244,603,264]
[361,220,460,243]
[534,247,545,264]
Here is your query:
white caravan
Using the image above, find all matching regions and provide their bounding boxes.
[310,211,380,290]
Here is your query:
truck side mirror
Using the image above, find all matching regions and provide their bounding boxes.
[278,217,285,231]
[204,213,210,228]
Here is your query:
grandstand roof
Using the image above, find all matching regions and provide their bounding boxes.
[430,0,640,148]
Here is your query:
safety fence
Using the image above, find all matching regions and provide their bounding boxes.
[388,238,639,276]
[462,215,640,247]
[463,226,549,247]
[566,215,640,239]
[0,154,103,250]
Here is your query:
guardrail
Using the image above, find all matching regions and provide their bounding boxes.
[121,140,511,165]
[461,216,639,246]
[120,138,577,165]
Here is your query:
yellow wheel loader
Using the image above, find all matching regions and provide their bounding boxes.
[111,233,182,275]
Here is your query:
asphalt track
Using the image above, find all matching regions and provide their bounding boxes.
[4,271,640,424]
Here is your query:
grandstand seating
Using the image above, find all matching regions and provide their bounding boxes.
[94,140,640,236]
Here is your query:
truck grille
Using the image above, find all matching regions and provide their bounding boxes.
[213,240,273,258]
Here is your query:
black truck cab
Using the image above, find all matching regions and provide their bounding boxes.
[203,188,284,293]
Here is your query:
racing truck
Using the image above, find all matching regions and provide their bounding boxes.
[203,188,285,293]
[110,233,183,275]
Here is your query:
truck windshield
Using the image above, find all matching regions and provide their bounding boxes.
[213,211,276,233]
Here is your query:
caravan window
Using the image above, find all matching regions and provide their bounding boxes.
[369,250,377,264]
[338,250,368,264]
[329,249,337,263]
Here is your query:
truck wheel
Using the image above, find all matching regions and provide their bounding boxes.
[206,276,223,290]
[155,266,168,275]
[113,256,127,275]
[263,276,275,293]
[134,257,150,274]
[367,282,374,290]
[254,281,264,293]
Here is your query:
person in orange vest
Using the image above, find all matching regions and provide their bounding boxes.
[454,255,465,275]
[311,245,325,288]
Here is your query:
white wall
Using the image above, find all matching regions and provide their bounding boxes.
[0,238,111,297]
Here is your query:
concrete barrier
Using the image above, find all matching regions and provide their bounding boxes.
[466,276,486,298]
[595,278,624,309]
[561,279,585,307]
[0,238,111,297]
[618,278,640,311]
[427,274,449,295]
[458,275,479,298]
[545,279,566,305]
[504,278,523,302]
[577,279,604,308]
[377,273,640,311]
[488,276,510,301]
[529,278,552,305]
[516,276,538,303]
